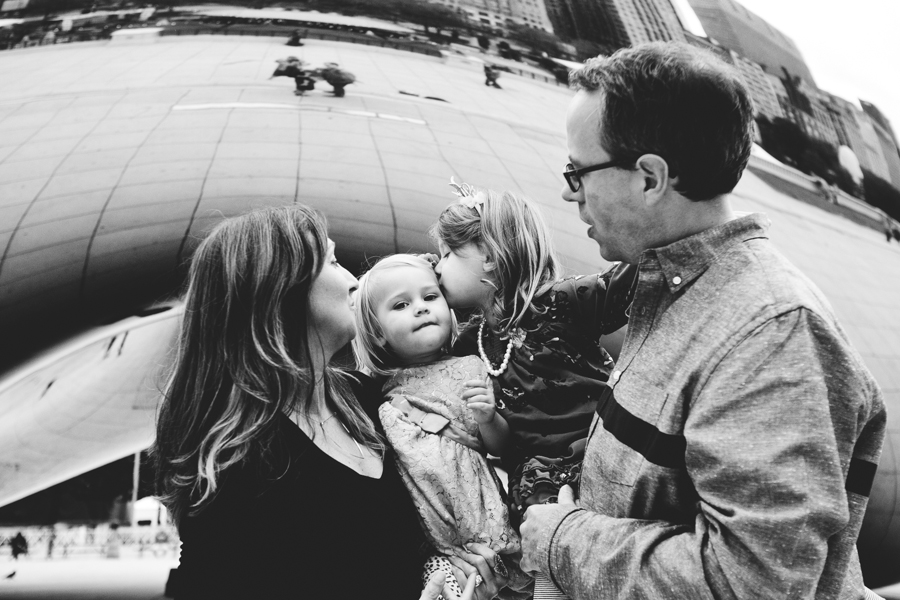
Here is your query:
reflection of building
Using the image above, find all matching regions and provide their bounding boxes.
[432,0,554,33]
[860,103,900,188]
[509,0,554,31]
[686,0,815,87]
[544,0,629,48]
[820,92,867,165]
[544,0,684,49]
[610,0,686,46]
[729,51,783,120]
[856,112,894,182]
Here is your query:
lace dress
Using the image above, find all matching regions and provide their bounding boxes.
[379,355,519,557]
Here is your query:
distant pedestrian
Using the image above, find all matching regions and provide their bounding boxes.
[286,28,304,47]
[6,531,27,578]
[11,532,27,560]
[319,62,355,97]
[46,528,55,559]
[270,57,315,96]
[483,64,501,88]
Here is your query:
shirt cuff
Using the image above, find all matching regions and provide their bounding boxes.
[531,505,585,583]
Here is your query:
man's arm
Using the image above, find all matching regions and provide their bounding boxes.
[523,308,879,599]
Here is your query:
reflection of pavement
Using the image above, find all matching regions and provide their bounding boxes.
[0,557,173,599]
[879,584,900,600]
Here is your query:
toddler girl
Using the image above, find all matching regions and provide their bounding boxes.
[430,180,636,599]
[352,254,526,600]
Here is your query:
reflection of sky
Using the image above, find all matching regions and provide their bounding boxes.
[735,0,900,133]
[669,0,708,37]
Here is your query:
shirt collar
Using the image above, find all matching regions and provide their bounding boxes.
[640,213,770,293]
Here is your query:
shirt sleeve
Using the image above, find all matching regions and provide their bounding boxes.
[568,262,637,339]
[540,308,877,599]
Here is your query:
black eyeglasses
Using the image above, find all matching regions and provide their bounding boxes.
[564,160,630,193]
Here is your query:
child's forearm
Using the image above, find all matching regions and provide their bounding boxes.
[479,414,509,456]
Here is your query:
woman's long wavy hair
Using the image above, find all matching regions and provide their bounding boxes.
[153,205,382,526]
[429,188,563,334]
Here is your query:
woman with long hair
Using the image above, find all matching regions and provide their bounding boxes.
[152,206,492,599]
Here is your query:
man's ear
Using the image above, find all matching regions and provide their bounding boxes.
[636,154,670,206]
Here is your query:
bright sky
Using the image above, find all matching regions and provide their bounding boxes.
[675,0,900,136]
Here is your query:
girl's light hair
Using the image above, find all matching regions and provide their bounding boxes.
[428,188,562,332]
[153,205,382,526]
[353,254,456,376]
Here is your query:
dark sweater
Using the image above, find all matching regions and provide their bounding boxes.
[175,375,427,599]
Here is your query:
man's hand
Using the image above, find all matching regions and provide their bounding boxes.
[462,380,496,425]
[519,485,578,574]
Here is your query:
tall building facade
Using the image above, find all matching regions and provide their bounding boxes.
[730,51,783,120]
[860,105,900,188]
[856,112,894,183]
[544,0,685,50]
[543,0,629,49]
[686,0,815,87]
[609,0,686,46]
[430,0,554,33]
[510,0,554,31]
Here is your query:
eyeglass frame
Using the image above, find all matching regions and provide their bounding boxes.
[564,159,632,193]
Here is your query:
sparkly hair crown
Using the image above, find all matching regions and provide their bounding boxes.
[449,176,485,212]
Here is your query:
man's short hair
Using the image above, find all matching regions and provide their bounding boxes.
[570,42,755,201]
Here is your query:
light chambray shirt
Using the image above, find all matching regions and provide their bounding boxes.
[531,213,886,600]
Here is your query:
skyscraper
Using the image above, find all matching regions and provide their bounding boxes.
[543,0,630,49]
[429,0,555,33]
[544,0,685,50]
[686,0,816,87]
[609,0,686,46]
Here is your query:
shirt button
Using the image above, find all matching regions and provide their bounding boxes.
[673,276,682,285]
[612,370,621,381]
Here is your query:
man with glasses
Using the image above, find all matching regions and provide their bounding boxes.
[519,42,886,599]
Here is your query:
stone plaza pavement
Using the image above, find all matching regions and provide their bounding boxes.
[0,556,173,599]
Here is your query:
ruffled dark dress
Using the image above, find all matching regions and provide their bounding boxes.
[453,263,635,526]
[174,374,428,599]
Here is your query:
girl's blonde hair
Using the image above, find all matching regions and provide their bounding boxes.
[353,254,456,376]
[153,206,382,526]
[428,187,562,332]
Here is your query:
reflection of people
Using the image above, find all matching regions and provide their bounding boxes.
[431,185,634,599]
[11,532,27,560]
[483,64,501,88]
[319,62,355,97]
[46,528,55,559]
[269,56,314,96]
[286,28,304,47]
[521,42,886,599]
[152,206,490,599]
[5,532,27,579]
[353,255,521,599]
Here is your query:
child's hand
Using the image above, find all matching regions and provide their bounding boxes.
[462,380,496,425]
[415,253,439,269]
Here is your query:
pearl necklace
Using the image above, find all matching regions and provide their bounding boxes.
[477,321,515,377]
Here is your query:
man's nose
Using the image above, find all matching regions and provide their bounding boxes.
[561,182,579,203]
